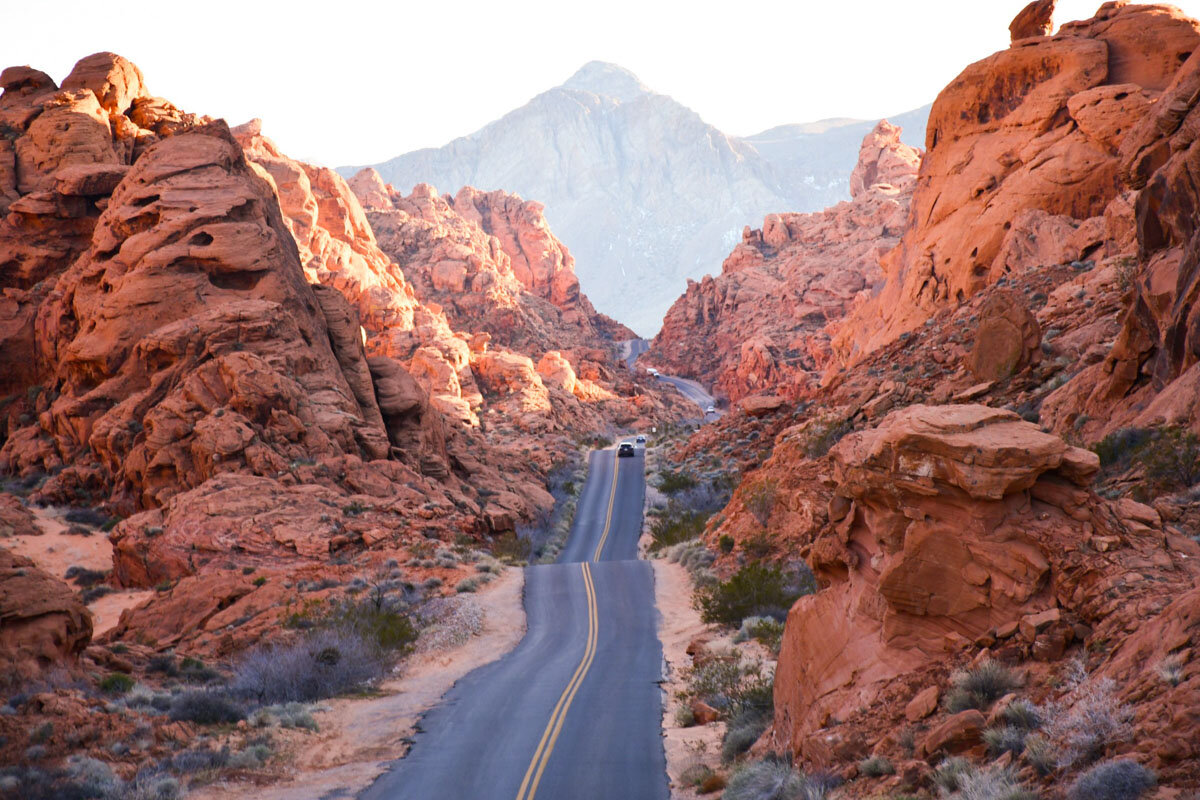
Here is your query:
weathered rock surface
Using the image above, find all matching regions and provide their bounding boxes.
[0,547,91,682]
[836,3,1200,361]
[765,405,1194,774]
[1009,0,1056,42]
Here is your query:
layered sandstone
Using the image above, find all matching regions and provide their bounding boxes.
[648,121,919,402]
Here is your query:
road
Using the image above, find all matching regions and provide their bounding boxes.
[619,338,723,420]
[360,445,667,800]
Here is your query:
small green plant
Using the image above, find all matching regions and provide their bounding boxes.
[858,756,894,777]
[723,760,806,800]
[983,725,1028,757]
[695,563,803,626]
[657,469,698,494]
[718,534,735,554]
[1022,733,1056,776]
[252,576,267,587]
[650,507,712,551]
[1157,655,1183,686]
[804,416,853,458]
[743,479,777,528]
[99,672,135,695]
[945,660,1020,712]
[734,616,786,653]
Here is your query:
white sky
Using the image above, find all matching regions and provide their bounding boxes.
[6,0,1199,166]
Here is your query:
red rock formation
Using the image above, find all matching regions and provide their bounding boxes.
[648,121,919,402]
[1009,0,1056,42]
[835,3,1200,362]
[757,405,1198,780]
[1042,41,1200,439]
[0,547,92,682]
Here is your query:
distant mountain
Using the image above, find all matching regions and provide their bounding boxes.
[343,62,927,336]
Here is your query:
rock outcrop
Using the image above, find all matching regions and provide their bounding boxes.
[765,404,1198,781]
[835,3,1200,361]
[647,121,919,402]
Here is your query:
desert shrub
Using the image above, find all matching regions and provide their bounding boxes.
[722,707,771,762]
[983,725,1027,757]
[1157,655,1183,686]
[227,742,272,769]
[1021,734,1056,776]
[1002,698,1042,730]
[945,660,1019,712]
[63,566,108,587]
[1045,675,1133,767]
[733,616,786,653]
[1137,425,1200,494]
[250,702,319,731]
[858,756,894,777]
[932,757,974,793]
[687,651,773,718]
[126,774,181,800]
[743,479,778,528]
[803,417,852,458]
[455,578,479,593]
[99,673,135,695]
[722,759,806,800]
[146,655,178,677]
[658,469,698,494]
[232,628,383,704]
[327,600,417,653]
[674,704,696,727]
[719,534,735,553]
[168,689,246,724]
[63,508,112,529]
[650,507,712,550]
[1093,427,1154,468]
[936,764,1037,800]
[178,656,221,684]
[696,563,803,626]
[168,744,230,773]
[490,530,534,563]
[1067,760,1156,800]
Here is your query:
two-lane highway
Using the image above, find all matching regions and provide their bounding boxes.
[360,445,667,800]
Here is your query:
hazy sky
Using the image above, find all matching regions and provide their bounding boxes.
[7,0,1200,166]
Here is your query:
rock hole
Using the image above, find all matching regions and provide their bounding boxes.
[190,231,214,246]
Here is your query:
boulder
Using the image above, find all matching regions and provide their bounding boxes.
[1009,0,1055,42]
[905,685,940,722]
[740,395,786,417]
[921,710,986,758]
[967,290,1041,381]
[0,548,92,681]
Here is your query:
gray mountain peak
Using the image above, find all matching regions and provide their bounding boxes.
[561,61,650,102]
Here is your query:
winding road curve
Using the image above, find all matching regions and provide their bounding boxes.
[620,337,723,419]
[359,445,668,800]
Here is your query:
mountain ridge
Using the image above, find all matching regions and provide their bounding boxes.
[340,61,927,335]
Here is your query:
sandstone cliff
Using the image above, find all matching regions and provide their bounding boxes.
[835,2,1200,362]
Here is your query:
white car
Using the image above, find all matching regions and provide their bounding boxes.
[705,405,716,415]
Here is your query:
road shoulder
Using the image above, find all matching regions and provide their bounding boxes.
[189,566,527,800]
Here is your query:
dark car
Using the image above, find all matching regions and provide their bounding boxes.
[617,441,636,457]
[635,435,647,444]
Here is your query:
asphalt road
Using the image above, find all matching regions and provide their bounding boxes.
[619,338,723,420]
[360,446,668,800]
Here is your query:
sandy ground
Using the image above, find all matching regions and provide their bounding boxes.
[190,565,527,800]
[653,559,725,799]
[5,507,153,636]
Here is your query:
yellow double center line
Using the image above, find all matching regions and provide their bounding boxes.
[591,449,620,562]
[514,562,598,800]
[515,449,621,800]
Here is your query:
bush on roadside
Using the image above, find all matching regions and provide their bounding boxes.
[733,616,786,653]
[696,563,803,626]
[722,707,771,762]
[743,479,777,528]
[658,469,698,494]
[722,759,806,800]
[232,628,384,704]
[686,651,773,719]
[168,689,247,725]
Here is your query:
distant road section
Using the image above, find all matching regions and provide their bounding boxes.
[619,338,723,419]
